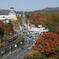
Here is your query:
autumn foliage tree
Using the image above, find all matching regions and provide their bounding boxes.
[30,12,59,32]
[0,21,14,35]
[32,33,59,54]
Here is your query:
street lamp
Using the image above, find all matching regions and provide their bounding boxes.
[9,45,12,55]
[14,44,17,48]
[14,44,18,59]
[15,44,17,50]
[20,42,23,45]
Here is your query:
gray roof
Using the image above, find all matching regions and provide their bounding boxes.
[0,10,9,15]
[0,10,22,15]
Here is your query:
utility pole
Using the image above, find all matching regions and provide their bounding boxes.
[22,11,26,25]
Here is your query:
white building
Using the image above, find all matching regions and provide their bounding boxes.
[0,8,17,22]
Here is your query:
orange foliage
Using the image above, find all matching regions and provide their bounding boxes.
[31,12,59,26]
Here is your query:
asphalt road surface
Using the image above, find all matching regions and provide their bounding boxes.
[1,39,34,59]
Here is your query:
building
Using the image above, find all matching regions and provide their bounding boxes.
[0,8,17,22]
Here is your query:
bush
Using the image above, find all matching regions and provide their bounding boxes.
[33,54,48,59]
[54,46,59,55]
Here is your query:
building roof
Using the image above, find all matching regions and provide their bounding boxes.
[0,10,22,15]
[0,10,9,15]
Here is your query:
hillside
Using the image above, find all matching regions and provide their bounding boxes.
[34,7,59,13]
[29,12,59,33]
[25,7,59,59]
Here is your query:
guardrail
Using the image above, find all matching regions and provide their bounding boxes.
[0,32,19,55]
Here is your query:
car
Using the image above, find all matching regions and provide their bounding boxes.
[21,47,24,50]
[0,51,5,55]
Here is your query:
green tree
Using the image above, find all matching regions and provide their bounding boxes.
[54,46,59,55]
[33,54,48,59]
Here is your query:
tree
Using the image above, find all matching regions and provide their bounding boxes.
[32,33,59,54]
[33,54,47,59]
[55,26,59,34]
[0,27,4,38]
[54,46,59,55]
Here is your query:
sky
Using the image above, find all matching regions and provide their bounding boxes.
[0,0,59,11]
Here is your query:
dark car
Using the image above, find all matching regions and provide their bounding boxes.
[21,47,24,50]
[0,51,5,55]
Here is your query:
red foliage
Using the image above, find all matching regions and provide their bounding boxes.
[32,33,59,53]
[0,21,14,34]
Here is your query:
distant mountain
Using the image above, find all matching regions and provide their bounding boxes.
[0,7,59,15]
[34,7,59,13]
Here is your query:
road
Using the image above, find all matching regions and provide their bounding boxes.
[0,29,37,59]
[1,38,34,59]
